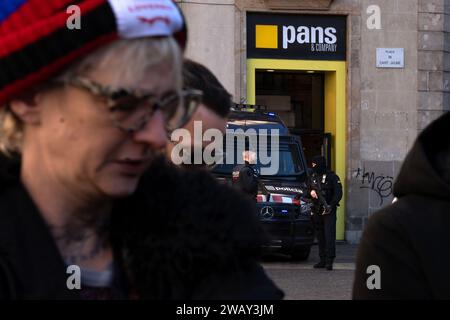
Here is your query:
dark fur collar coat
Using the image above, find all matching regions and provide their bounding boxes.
[0,155,283,300]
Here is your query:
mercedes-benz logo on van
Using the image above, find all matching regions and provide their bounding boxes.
[260,206,275,220]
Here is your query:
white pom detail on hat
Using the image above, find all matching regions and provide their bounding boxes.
[108,0,183,39]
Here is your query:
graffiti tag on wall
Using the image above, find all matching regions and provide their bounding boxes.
[354,167,394,206]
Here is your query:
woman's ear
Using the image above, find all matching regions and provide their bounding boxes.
[9,97,42,126]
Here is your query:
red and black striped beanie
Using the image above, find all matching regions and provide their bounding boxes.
[0,0,187,106]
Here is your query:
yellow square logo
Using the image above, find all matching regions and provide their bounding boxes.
[255,25,278,49]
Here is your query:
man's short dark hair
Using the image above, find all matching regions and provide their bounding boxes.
[183,59,232,118]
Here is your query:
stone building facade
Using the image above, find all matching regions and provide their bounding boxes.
[176,0,450,243]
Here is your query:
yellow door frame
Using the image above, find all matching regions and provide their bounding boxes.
[247,58,346,240]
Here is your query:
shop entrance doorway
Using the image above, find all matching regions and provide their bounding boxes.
[255,70,330,168]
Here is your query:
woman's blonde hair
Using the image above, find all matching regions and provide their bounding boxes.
[0,36,182,156]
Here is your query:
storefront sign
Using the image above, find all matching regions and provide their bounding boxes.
[376,48,404,68]
[247,13,346,61]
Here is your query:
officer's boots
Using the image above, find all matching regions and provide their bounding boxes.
[313,260,326,268]
[325,258,334,271]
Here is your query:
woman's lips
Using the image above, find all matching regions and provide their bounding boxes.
[113,160,148,175]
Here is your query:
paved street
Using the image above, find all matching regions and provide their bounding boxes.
[262,243,358,300]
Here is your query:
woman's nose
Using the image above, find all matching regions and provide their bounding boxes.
[132,110,168,151]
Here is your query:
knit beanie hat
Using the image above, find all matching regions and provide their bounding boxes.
[0,0,187,106]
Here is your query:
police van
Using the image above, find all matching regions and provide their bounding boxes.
[212,104,315,261]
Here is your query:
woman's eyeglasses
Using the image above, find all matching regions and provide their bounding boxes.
[56,77,202,134]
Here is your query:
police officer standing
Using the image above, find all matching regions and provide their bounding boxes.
[309,155,343,270]
[232,149,259,199]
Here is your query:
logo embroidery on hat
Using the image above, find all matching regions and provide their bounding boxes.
[138,16,171,27]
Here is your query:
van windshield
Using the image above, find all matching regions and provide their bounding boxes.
[212,140,305,177]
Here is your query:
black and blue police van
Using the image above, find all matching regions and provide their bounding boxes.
[212,105,315,261]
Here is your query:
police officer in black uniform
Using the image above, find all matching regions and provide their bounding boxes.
[309,155,343,270]
[232,148,259,199]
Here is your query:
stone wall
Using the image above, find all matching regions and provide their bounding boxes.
[345,0,419,243]
[417,0,450,132]
[176,1,237,98]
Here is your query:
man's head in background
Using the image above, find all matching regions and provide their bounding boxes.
[242,150,258,165]
[184,59,232,124]
[168,59,233,168]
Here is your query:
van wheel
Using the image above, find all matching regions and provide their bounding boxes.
[291,246,311,261]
